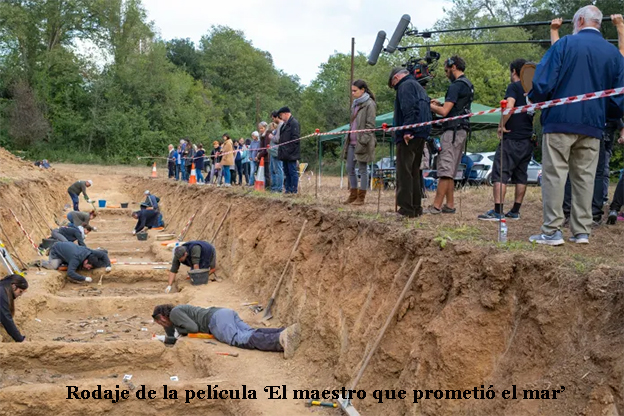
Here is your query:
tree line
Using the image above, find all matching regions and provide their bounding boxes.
[0,0,622,169]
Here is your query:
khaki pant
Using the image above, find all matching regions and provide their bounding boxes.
[541,133,600,236]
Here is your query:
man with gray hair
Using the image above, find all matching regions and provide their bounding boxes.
[165,240,216,293]
[388,67,432,218]
[528,5,624,245]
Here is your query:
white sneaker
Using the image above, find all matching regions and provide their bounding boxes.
[85,277,93,283]
[569,234,589,244]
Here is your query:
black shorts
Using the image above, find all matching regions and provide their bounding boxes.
[491,139,534,184]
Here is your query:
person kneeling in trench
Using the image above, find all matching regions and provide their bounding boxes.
[132,210,159,235]
[166,240,216,293]
[152,304,302,359]
[0,274,28,342]
[31,241,112,283]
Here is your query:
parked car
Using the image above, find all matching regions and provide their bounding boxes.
[467,152,542,185]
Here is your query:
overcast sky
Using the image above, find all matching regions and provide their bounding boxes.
[143,0,449,85]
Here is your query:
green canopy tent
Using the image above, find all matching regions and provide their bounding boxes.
[317,100,501,188]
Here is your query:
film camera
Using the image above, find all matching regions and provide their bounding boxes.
[403,50,440,87]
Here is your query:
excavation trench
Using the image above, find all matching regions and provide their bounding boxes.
[1,153,624,416]
[120,177,624,416]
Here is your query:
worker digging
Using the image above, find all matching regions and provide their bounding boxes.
[142,190,165,227]
[166,240,217,293]
[67,180,94,211]
[30,241,112,283]
[151,304,302,358]
[48,225,93,247]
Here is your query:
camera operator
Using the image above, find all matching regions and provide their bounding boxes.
[388,68,432,218]
[429,56,474,215]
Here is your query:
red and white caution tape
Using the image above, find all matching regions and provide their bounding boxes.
[505,87,624,115]
[8,208,42,256]
[177,212,197,241]
[114,261,171,266]
[138,86,624,162]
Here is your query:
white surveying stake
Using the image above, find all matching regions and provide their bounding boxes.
[0,239,23,276]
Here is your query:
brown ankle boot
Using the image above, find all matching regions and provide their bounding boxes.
[344,188,358,204]
[352,189,366,205]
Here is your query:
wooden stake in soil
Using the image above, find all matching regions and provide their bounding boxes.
[21,201,47,238]
[349,258,423,391]
[262,219,308,322]
[0,221,27,270]
[179,208,200,242]
[210,204,232,244]
[7,208,42,256]
[26,194,54,231]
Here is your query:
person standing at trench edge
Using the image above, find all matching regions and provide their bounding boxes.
[0,274,28,343]
[528,5,624,245]
[429,55,474,215]
[388,68,432,218]
[342,79,377,206]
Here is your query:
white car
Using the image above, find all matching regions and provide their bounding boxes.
[467,152,542,185]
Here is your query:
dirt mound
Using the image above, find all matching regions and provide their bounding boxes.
[133,177,624,416]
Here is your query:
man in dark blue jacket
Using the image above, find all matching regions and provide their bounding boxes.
[37,242,111,282]
[50,225,92,247]
[388,68,432,217]
[166,241,216,293]
[277,107,301,194]
[528,5,624,246]
[132,210,160,234]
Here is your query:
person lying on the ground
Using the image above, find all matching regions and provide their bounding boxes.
[0,274,28,342]
[132,210,159,235]
[67,180,94,211]
[50,225,93,247]
[33,242,111,283]
[67,210,97,229]
[152,304,302,358]
[166,241,216,293]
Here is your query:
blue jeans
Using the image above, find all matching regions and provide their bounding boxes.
[208,309,283,351]
[196,168,205,183]
[282,160,298,194]
[242,163,250,185]
[235,159,243,184]
[270,156,284,192]
[68,192,80,211]
[175,164,181,180]
[249,161,256,185]
[223,166,231,184]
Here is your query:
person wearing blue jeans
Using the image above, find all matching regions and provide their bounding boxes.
[152,304,301,358]
[282,160,298,193]
[276,107,301,194]
[195,145,206,184]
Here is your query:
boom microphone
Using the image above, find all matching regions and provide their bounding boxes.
[386,14,411,53]
[367,31,386,65]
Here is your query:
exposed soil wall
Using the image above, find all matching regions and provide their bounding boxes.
[132,178,624,416]
[0,148,70,264]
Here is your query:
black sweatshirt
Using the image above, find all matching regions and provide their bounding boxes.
[0,288,24,342]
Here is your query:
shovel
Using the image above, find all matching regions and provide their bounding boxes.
[262,220,307,322]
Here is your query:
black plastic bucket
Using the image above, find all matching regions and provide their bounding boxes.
[136,232,148,241]
[121,203,129,208]
[189,269,209,285]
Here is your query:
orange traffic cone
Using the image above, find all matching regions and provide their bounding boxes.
[254,158,265,191]
[151,162,157,178]
[189,163,197,184]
